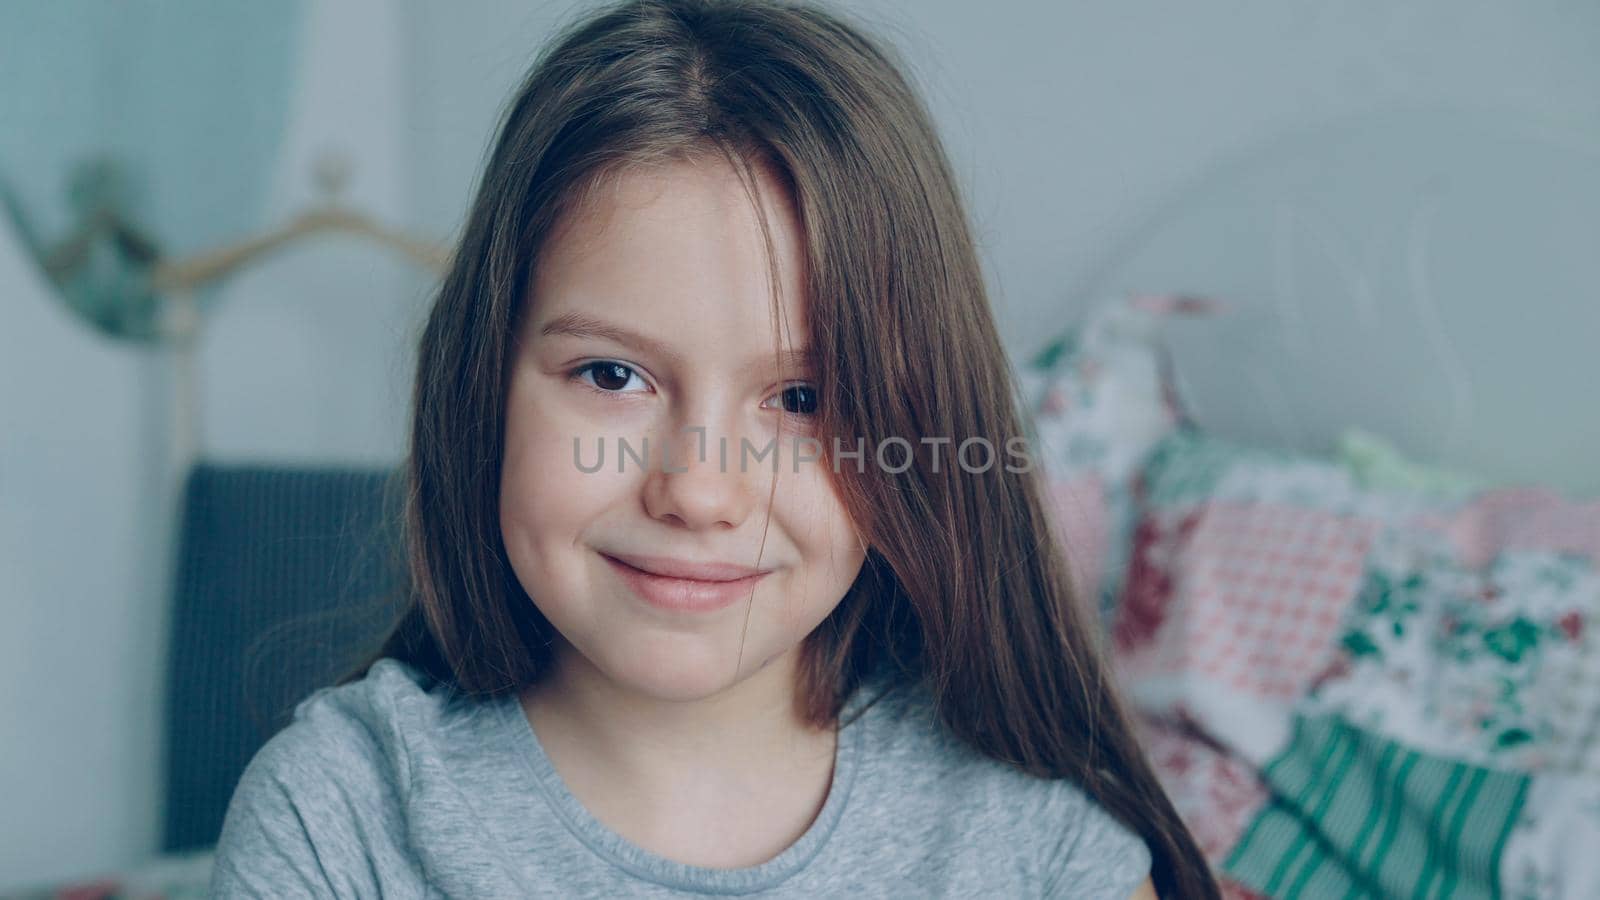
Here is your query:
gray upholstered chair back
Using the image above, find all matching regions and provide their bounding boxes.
[160,462,407,853]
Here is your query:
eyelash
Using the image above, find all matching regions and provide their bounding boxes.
[567,361,818,417]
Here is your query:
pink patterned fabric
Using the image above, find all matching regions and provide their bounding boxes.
[1411,486,1600,569]
[1114,501,1375,703]
[1047,474,1110,608]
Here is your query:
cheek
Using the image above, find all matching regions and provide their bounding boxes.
[772,465,866,602]
[499,382,626,564]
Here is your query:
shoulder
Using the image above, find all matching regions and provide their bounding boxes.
[243,658,440,794]
[859,677,1152,898]
[210,659,443,896]
[1037,774,1153,899]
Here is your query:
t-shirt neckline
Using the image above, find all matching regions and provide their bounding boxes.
[493,674,881,894]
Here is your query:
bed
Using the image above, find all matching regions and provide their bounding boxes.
[1026,104,1600,898]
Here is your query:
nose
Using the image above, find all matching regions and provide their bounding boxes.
[640,412,762,531]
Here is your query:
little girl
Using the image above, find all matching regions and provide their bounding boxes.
[210,0,1217,896]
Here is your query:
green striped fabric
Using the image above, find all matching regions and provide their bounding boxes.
[1223,715,1530,899]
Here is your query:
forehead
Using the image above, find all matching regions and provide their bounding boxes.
[526,156,810,349]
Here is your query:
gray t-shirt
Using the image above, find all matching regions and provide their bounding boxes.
[209,657,1151,898]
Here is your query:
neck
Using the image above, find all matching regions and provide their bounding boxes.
[518,641,836,793]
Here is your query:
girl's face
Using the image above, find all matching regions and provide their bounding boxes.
[500,155,867,704]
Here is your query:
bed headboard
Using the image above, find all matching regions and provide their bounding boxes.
[1068,105,1600,496]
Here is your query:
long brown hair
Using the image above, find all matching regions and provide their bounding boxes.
[338,0,1217,894]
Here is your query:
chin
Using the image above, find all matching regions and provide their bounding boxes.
[589,632,771,703]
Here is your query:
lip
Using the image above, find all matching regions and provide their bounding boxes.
[604,552,771,582]
[601,552,771,614]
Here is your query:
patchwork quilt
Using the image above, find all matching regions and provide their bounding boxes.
[1028,295,1600,898]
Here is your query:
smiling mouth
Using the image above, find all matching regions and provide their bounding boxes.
[600,552,771,613]
[600,551,771,582]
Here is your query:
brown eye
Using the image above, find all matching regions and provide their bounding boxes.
[768,384,817,416]
[576,362,646,393]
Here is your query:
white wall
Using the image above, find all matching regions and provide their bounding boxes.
[399,0,1600,490]
[398,0,1600,358]
[0,211,172,887]
[202,0,424,467]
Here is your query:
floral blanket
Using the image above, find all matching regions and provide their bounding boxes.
[1026,295,1600,898]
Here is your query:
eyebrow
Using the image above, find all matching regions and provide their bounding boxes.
[537,311,816,371]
